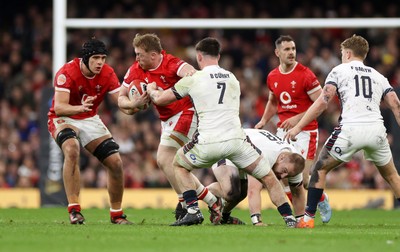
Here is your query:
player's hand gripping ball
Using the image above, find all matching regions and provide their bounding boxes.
[128,79,150,110]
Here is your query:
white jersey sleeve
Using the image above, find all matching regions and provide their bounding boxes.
[325,61,393,125]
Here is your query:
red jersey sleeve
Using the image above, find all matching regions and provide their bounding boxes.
[303,67,321,95]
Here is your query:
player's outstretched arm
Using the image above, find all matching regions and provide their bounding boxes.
[384,91,400,127]
[255,92,278,129]
[147,82,177,106]
[284,84,335,142]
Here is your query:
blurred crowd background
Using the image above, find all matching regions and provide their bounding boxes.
[1,0,399,191]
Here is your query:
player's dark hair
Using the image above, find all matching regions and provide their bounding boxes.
[81,38,108,69]
[275,35,294,48]
[195,37,221,57]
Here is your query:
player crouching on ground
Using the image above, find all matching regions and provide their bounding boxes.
[207,129,322,226]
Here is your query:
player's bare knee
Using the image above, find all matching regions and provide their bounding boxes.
[63,144,80,161]
[156,154,165,169]
[93,138,119,163]
[109,165,123,180]
[105,156,123,173]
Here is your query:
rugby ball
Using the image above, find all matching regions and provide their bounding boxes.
[128,79,150,110]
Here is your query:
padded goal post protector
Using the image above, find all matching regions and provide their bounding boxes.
[38,87,68,207]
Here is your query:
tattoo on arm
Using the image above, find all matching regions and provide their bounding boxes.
[322,86,333,103]
[323,94,330,103]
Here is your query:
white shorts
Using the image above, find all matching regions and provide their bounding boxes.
[277,128,318,160]
[160,109,197,149]
[178,137,271,178]
[325,123,392,166]
[48,115,111,146]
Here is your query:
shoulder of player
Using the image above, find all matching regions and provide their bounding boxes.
[327,63,347,74]
[100,63,114,72]
[95,64,117,80]
[124,63,144,81]
[61,58,79,71]
[58,59,80,80]
[162,51,185,65]
[267,67,280,77]
[294,63,315,74]
[294,62,307,69]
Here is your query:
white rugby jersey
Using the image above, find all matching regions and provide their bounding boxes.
[325,60,393,125]
[173,65,245,143]
[244,128,302,184]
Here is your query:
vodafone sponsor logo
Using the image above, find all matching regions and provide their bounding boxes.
[280,91,297,109]
[280,91,292,104]
[281,104,297,109]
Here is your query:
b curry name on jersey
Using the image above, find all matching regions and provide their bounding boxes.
[210,72,230,79]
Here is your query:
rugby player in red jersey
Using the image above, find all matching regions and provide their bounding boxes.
[48,38,133,225]
[254,35,331,225]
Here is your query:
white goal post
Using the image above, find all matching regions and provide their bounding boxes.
[53,0,400,75]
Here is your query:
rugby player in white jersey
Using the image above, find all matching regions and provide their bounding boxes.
[284,34,400,228]
[147,37,297,227]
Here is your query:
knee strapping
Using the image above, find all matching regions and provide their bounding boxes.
[251,158,270,179]
[56,128,77,148]
[93,138,119,162]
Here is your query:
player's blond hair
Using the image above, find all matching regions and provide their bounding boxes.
[132,33,163,53]
[341,34,369,60]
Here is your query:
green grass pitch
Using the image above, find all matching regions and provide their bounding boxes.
[0,208,399,252]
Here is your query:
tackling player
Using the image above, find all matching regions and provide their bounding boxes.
[148,37,297,228]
